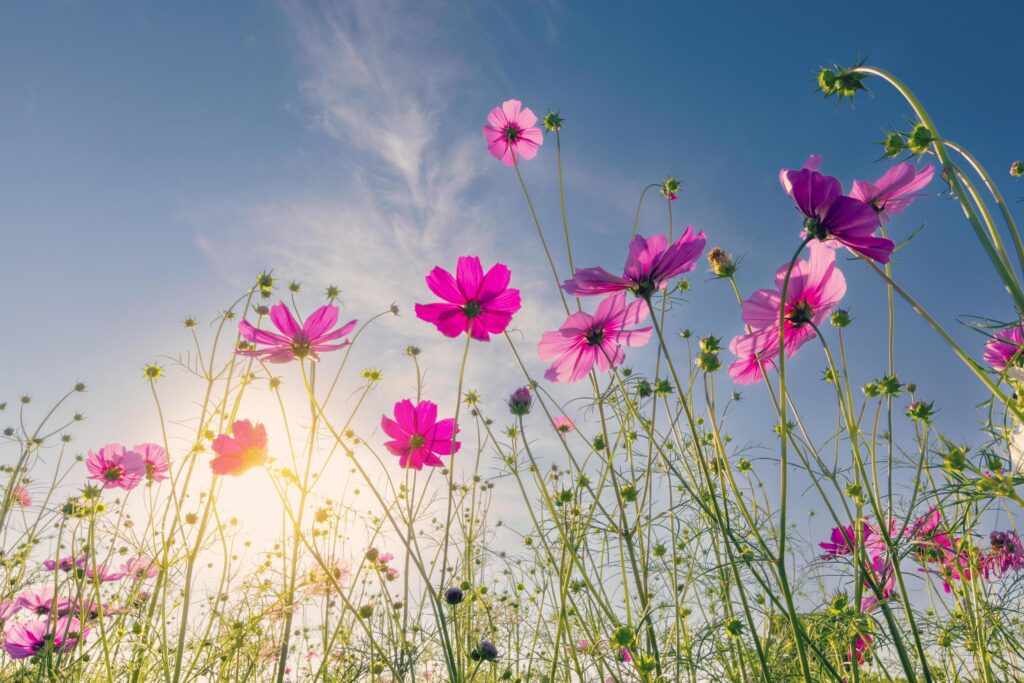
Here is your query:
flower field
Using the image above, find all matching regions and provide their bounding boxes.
[5,58,1024,683]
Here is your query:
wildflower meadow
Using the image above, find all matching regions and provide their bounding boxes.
[5,28,1024,683]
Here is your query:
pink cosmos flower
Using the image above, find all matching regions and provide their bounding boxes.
[726,332,779,385]
[43,555,86,572]
[552,416,574,434]
[86,563,125,583]
[52,616,88,654]
[415,256,521,341]
[121,556,160,580]
[18,586,72,617]
[861,555,896,613]
[850,162,935,222]
[381,400,460,470]
[12,485,30,508]
[780,155,893,263]
[305,558,351,596]
[849,633,874,666]
[982,531,1024,578]
[210,420,269,476]
[0,600,21,622]
[483,99,543,166]
[86,444,146,490]
[4,616,89,657]
[134,443,169,483]
[819,521,871,559]
[984,324,1024,373]
[728,242,846,384]
[3,619,49,659]
[562,228,707,298]
[538,293,652,384]
[238,302,356,363]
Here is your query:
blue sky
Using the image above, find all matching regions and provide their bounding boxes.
[2,0,1024,506]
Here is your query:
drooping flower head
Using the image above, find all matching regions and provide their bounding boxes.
[238,302,356,363]
[415,256,521,341]
[381,400,460,470]
[538,293,652,384]
[850,162,935,222]
[728,242,846,384]
[210,420,269,476]
[85,444,147,491]
[134,443,169,483]
[483,100,543,166]
[563,228,707,299]
[780,155,893,263]
[984,323,1024,374]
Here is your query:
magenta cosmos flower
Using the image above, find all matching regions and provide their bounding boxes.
[850,162,934,222]
[483,99,543,166]
[562,227,707,298]
[381,399,460,470]
[134,443,168,483]
[238,302,356,363]
[210,420,269,476]
[86,444,147,491]
[984,323,1024,373]
[728,242,846,384]
[3,619,51,659]
[18,587,72,617]
[43,555,86,572]
[4,617,89,657]
[780,155,893,264]
[121,556,160,580]
[415,256,521,341]
[552,416,574,433]
[538,292,652,384]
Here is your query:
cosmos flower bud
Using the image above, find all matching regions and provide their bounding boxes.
[817,65,867,102]
[507,387,533,416]
[907,123,934,155]
[610,626,635,648]
[882,131,906,158]
[470,640,498,662]
[660,176,681,201]
[542,111,564,132]
[444,587,465,605]
[255,272,274,293]
[706,247,736,277]
[696,352,721,373]
[1011,161,1024,177]
[699,335,722,354]
[724,618,743,636]
[830,309,851,328]
[906,400,935,423]
[944,446,967,472]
